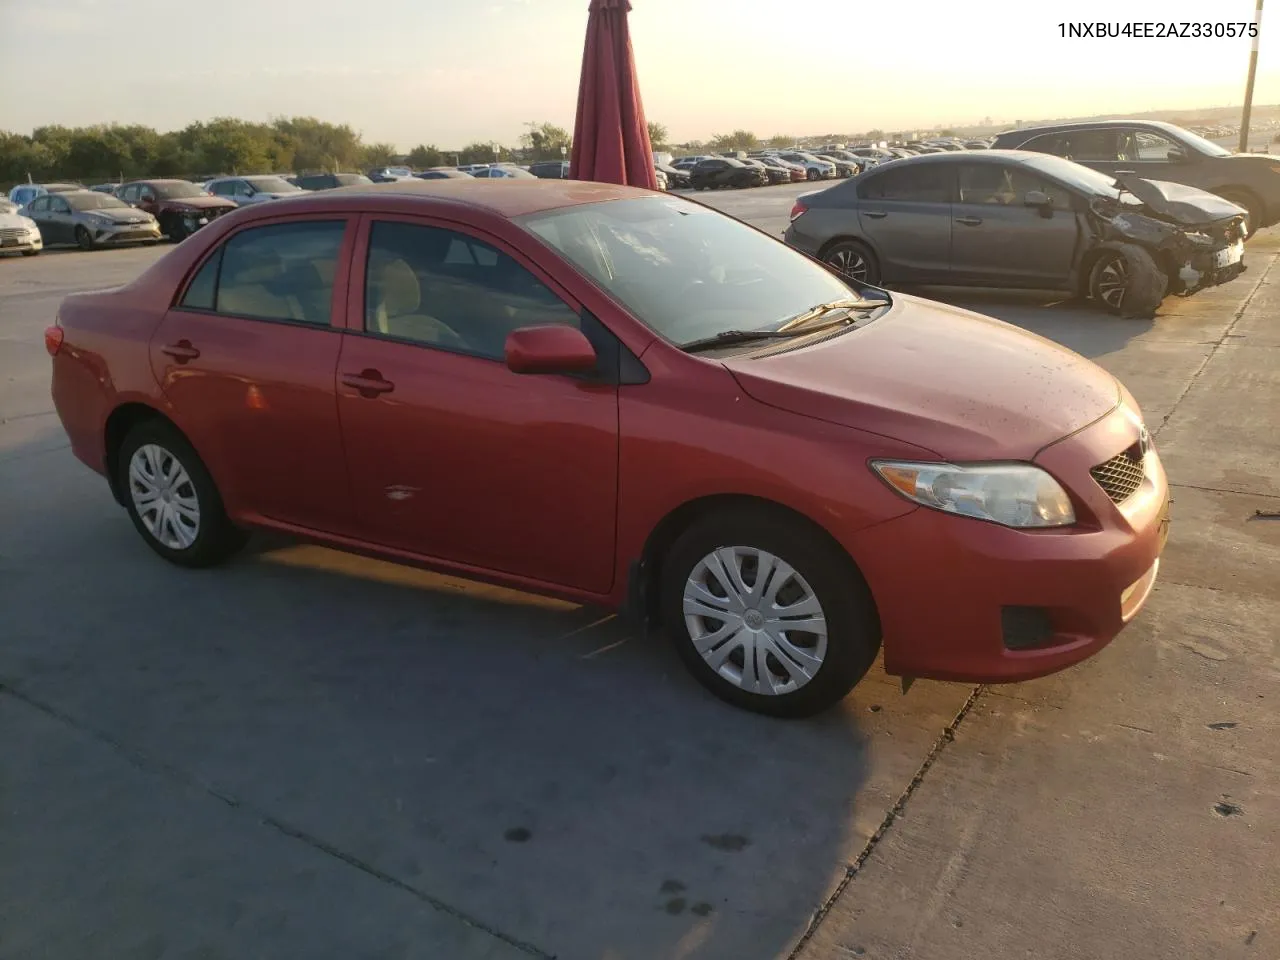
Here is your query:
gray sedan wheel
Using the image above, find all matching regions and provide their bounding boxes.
[822,240,880,285]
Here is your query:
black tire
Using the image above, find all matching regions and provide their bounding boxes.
[75,226,95,251]
[21,249,39,257]
[1089,244,1166,319]
[116,419,248,568]
[659,507,881,718]
[1213,188,1260,239]
[806,169,819,181]
[822,239,881,286]
[166,216,190,243]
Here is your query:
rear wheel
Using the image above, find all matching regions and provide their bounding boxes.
[117,420,247,568]
[806,169,819,181]
[659,507,880,718]
[75,226,95,251]
[1089,244,1166,319]
[822,239,881,285]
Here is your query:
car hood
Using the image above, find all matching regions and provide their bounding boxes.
[84,208,153,223]
[1119,176,1247,226]
[723,294,1121,461]
[162,195,235,211]
[0,211,32,229]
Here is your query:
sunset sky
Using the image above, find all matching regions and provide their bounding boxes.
[2,0,1276,147]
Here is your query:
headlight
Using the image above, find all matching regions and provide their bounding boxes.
[871,460,1076,528]
[90,214,116,226]
[1182,231,1215,246]
[20,216,37,230]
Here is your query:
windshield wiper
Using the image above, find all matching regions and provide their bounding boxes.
[778,297,887,332]
[681,316,858,353]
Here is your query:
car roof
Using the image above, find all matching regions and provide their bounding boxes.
[998,119,1182,137]
[864,149,1043,167]
[126,178,194,186]
[225,177,655,220]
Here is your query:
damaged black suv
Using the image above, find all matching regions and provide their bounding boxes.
[990,119,1280,237]
[783,150,1248,319]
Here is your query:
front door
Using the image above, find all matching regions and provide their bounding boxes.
[24,196,58,243]
[149,216,356,533]
[855,162,954,282]
[949,162,1080,287]
[335,216,619,594]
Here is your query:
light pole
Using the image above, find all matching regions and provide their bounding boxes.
[1240,0,1265,153]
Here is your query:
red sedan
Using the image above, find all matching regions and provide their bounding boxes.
[47,180,1170,717]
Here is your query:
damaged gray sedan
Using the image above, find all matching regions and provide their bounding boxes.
[784,150,1247,318]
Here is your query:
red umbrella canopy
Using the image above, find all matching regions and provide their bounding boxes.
[569,0,658,189]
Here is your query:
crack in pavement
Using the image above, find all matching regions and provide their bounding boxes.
[0,680,555,959]
[1153,250,1278,438]
[786,684,987,959]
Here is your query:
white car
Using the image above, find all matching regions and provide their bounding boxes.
[203,175,305,207]
[0,199,43,256]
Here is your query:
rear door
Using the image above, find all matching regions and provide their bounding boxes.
[334,215,620,593]
[949,162,1080,287]
[854,163,954,282]
[1019,128,1124,176]
[149,216,357,534]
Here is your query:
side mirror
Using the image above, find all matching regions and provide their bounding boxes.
[1166,147,1187,164]
[505,325,598,375]
[1024,190,1050,207]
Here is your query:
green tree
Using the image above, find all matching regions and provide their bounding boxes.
[363,142,399,167]
[865,129,885,142]
[272,116,363,172]
[767,133,794,148]
[646,121,668,147]
[458,141,512,165]
[406,143,444,168]
[519,122,571,160]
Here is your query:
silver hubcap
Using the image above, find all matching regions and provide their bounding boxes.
[128,443,200,550]
[827,247,868,283]
[1096,256,1130,309]
[683,546,828,696]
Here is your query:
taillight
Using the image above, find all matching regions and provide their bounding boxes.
[789,199,809,222]
[44,325,64,357]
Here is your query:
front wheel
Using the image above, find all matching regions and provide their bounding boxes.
[166,216,190,243]
[1214,189,1260,238]
[21,249,39,257]
[660,508,880,718]
[1089,244,1166,319]
[117,420,248,568]
[75,226,95,251]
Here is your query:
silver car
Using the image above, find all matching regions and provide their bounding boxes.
[21,190,160,250]
[204,175,304,207]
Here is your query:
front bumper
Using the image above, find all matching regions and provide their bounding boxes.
[0,230,41,252]
[845,404,1169,683]
[1174,239,1246,295]
[93,222,162,245]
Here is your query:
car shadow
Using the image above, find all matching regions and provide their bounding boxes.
[901,285,1155,360]
[0,430,877,960]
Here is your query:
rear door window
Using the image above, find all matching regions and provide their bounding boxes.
[858,164,953,202]
[179,220,346,324]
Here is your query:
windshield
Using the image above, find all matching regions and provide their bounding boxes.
[67,193,128,211]
[152,181,207,199]
[247,176,301,193]
[519,196,867,347]
[1170,126,1233,158]
[1019,154,1138,200]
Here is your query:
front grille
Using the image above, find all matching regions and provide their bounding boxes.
[1090,448,1145,503]
[0,227,26,240]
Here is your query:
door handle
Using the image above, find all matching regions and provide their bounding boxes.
[160,340,201,362]
[864,211,888,219]
[341,368,395,398]
[955,216,983,226]
[1115,169,1135,175]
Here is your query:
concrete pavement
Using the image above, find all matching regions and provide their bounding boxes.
[0,191,1275,959]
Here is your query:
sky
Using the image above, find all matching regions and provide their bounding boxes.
[1,0,1277,148]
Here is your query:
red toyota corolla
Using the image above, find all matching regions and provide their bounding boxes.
[47,180,1170,717]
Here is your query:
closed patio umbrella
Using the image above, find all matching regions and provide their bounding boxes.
[569,0,658,189]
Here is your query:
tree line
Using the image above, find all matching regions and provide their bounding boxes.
[0,114,915,189]
[0,117,680,188]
